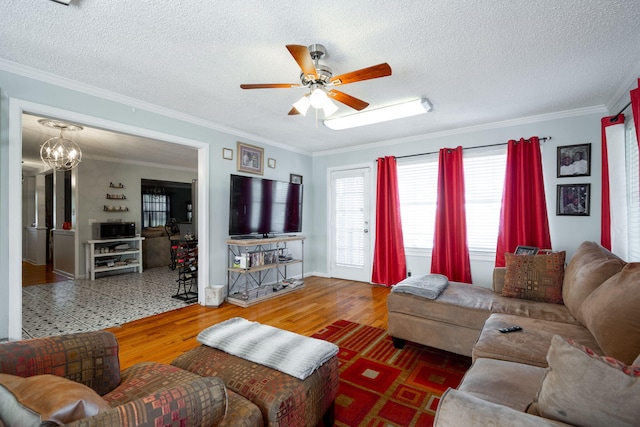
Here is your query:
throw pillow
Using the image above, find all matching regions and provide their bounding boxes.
[502,251,565,304]
[527,335,640,427]
[580,262,640,365]
[0,373,111,426]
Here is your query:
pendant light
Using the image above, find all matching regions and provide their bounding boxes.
[38,119,83,170]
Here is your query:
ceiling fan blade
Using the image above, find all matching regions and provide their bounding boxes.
[330,63,392,86]
[286,45,318,79]
[327,90,369,111]
[240,83,300,89]
[288,107,301,115]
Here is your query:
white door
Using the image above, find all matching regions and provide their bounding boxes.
[329,167,371,282]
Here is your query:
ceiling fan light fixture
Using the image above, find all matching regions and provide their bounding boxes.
[322,99,339,117]
[293,95,311,116]
[324,98,433,130]
[309,87,328,109]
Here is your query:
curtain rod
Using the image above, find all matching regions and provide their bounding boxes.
[609,101,632,123]
[390,136,551,160]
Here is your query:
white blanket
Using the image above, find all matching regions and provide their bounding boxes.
[197,317,339,380]
[391,274,449,299]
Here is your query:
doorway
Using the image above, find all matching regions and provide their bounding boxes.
[329,167,372,282]
[8,98,210,340]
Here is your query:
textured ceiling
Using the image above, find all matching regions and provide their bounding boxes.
[3,0,640,166]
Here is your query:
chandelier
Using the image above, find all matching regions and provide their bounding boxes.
[38,119,83,170]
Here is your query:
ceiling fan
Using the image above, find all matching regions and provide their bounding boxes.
[240,44,392,117]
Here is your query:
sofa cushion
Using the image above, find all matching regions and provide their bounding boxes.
[502,251,565,304]
[0,373,111,426]
[562,241,626,323]
[528,335,640,427]
[103,362,209,406]
[458,358,546,412]
[580,262,640,365]
[435,389,571,427]
[473,313,601,367]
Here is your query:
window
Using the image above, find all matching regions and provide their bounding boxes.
[142,193,170,228]
[626,117,640,261]
[397,146,507,252]
[397,157,438,249]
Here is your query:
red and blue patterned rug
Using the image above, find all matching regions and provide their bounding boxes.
[312,320,471,426]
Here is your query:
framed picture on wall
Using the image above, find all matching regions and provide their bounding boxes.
[514,245,539,255]
[290,174,303,184]
[557,143,591,177]
[237,142,264,175]
[557,183,590,216]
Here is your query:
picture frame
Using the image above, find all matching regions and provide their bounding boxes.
[222,148,233,160]
[268,158,276,169]
[514,245,539,255]
[237,142,264,175]
[290,174,303,184]
[557,143,591,177]
[557,183,590,216]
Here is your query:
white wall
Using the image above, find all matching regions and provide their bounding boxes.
[309,111,605,287]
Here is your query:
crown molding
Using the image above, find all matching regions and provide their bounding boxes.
[0,58,311,156]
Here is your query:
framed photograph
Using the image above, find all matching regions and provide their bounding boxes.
[557,183,590,216]
[557,143,591,177]
[514,245,539,255]
[237,142,264,175]
[268,158,276,169]
[222,148,233,160]
[290,174,303,184]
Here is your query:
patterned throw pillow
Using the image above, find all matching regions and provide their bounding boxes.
[502,251,565,304]
[527,335,640,426]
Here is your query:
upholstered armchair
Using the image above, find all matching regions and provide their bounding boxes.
[0,331,228,426]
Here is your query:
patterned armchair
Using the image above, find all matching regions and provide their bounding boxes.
[0,331,229,426]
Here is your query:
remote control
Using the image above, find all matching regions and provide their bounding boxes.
[498,325,523,333]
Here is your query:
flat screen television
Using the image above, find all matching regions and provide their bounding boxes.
[229,174,303,237]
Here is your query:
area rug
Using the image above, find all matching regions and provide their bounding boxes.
[312,320,471,427]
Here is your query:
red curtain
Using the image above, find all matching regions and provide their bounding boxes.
[495,137,551,267]
[430,147,471,283]
[632,78,640,147]
[600,115,624,250]
[372,156,407,286]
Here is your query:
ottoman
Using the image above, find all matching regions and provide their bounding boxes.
[172,345,339,427]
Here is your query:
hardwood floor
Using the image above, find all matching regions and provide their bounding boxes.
[107,276,392,369]
[22,262,67,287]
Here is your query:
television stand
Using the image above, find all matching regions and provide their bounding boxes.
[226,235,305,307]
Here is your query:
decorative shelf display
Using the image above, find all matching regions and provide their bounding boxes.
[105,182,127,211]
[226,235,305,308]
[103,205,129,212]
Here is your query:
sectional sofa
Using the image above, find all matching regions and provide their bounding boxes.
[388,241,640,426]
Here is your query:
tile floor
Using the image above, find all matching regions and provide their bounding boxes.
[22,267,196,338]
